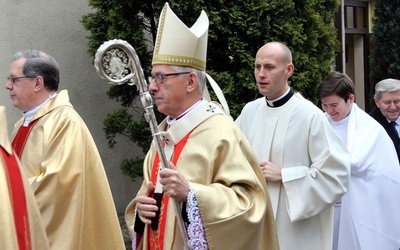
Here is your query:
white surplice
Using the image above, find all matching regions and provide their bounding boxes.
[326,103,400,250]
[236,93,350,250]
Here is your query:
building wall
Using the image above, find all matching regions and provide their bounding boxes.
[345,34,366,110]
[0,0,142,214]
[341,0,375,110]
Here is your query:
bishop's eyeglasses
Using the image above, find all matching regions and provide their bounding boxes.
[151,72,190,85]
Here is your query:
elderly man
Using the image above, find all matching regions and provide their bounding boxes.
[5,51,125,249]
[125,3,278,250]
[369,78,400,162]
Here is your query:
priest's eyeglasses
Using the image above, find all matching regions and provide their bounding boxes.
[7,75,35,84]
[151,72,191,85]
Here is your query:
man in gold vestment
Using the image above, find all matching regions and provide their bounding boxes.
[5,51,125,249]
[0,106,49,250]
[125,3,278,250]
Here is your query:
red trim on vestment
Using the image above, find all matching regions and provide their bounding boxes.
[1,147,31,250]
[148,131,192,249]
[11,119,40,158]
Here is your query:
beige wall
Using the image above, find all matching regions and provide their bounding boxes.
[345,34,366,110]
[0,0,142,214]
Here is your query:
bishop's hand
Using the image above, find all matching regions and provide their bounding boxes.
[136,182,158,224]
[159,162,190,202]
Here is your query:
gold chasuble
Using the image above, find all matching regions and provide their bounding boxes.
[10,91,125,250]
[1,147,31,250]
[0,106,49,250]
[126,102,279,250]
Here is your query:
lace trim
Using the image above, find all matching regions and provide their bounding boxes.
[132,187,209,249]
[187,184,208,249]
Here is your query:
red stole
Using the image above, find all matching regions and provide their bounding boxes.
[148,132,191,250]
[12,119,40,158]
[1,147,31,250]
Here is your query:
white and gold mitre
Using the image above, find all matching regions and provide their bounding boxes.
[152,3,209,71]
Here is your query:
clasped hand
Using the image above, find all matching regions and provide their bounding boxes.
[136,161,190,224]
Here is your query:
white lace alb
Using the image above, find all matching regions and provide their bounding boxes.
[186,184,208,249]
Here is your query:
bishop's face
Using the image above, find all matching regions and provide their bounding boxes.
[149,64,191,119]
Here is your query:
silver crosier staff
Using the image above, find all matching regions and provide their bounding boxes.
[94,39,191,249]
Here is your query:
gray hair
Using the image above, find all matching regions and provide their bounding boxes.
[171,66,206,94]
[374,78,400,99]
[13,50,60,91]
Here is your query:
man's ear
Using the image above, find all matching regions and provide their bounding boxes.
[34,76,45,91]
[286,63,294,78]
[186,72,197,92]
[373,96,380,108]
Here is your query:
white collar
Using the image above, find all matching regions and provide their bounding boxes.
[23,92,57,126]
[167,98,206,126]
